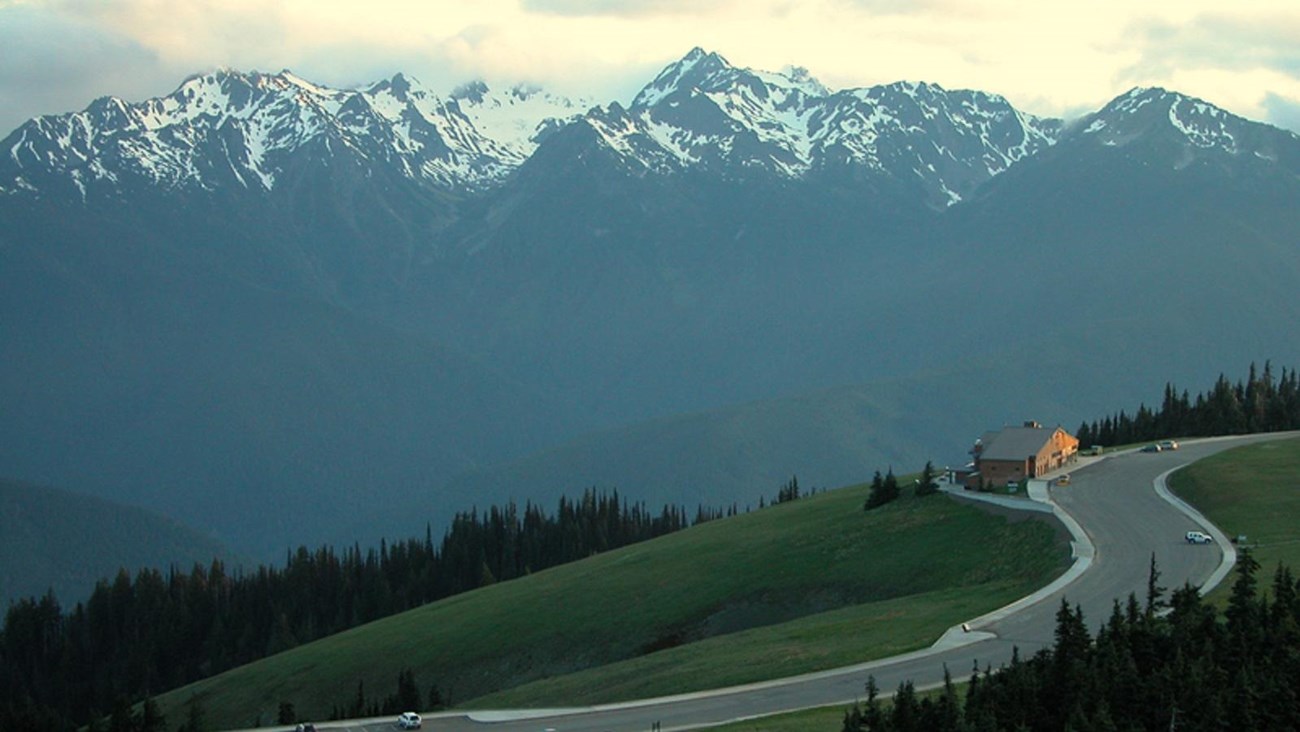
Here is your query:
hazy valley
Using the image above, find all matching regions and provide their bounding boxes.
[3,48,1300,575]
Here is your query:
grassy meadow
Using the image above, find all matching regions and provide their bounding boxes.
[705,435,1300,732]
[1169,435,1300,601]
[155,479,1068,729]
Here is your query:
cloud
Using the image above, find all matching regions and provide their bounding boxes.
[520,0,739,18]
[0,4,168,134]
[2,0,1298,140]
[1120,12,1300,80]
[828,0,977,17]
[1262,93,1300,133]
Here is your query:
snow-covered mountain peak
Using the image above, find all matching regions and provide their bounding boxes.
[1076,86,1300,159]
[364,72,425,105]
[10,57,1289,209]
[631,47,737,108]
[1,68,599,199]
[583,52,1061,206]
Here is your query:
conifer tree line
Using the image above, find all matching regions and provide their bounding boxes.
[862,461,939,511]
[774,475,802,504]
[839,553,1300,731]
[0,488,714,731]
[1076,362,1300,447]
[864,468,901,510]
[321,668,442,723]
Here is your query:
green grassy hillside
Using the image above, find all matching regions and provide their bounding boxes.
[719,435,1300,732]
[155,480,1068,729]
[1169,436,1300,599]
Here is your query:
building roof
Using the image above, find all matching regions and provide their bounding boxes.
[977,426,1065,461]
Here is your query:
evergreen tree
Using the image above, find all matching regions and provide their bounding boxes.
[1144,553,1167,619]
[890,680,920,732]
[350,680,366,719]
[776,475,801,504]
[395,669,421,712]
[865,471,887,510]
[882,469,900,504]
[931,665,962,731]
[916,461,939,497]
[860,676,884,731]
[840,703,863,732]
[1226,548,1262,663]
[866,468,901,509]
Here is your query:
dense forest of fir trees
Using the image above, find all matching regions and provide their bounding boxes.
[839,553,1300,731]
[0,489,737,731]
[1076,362,1300,447]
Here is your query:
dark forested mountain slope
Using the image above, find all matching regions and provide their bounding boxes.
[2,50,1299,560]
[0,480,234,607]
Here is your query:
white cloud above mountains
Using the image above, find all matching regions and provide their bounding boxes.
[1,0,1297,137]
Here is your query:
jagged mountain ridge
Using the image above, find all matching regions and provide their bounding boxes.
[1,48,1066,208]
[588,48,1063,207]
[5,49,1292,213]
[0,68,594,200]
[3,48,1300,562]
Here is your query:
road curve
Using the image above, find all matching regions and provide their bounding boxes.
[313,433,1297,732]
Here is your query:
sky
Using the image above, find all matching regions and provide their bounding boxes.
[2,0,1299,137]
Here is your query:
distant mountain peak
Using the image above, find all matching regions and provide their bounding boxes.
[5,57,1295,211]
[582,54,1061,207]
[1077,86,1298,159]
[0,68,595,199]
[369,72,417,98]
[631,47,736,108]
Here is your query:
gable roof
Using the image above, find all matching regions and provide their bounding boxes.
[978,426,1063,461]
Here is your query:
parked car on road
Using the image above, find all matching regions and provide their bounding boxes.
[1185,530,1213,544]
[398,712,423,729]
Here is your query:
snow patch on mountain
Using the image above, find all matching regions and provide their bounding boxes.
[1167,97,1236,151]
[0,69,592,199]
[4,52,1292,206]
[1075,86,1300,167]
[586,52,1061,206]
[455,82,596,159]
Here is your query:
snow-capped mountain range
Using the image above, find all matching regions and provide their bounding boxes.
[585,48,1062,206]
[6,47,1293,208]
[5,47,1300,566]
[0,67,595,198]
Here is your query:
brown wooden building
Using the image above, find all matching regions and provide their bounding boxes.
[965,421,1079,488]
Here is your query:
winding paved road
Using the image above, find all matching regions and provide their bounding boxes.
[310,433,1295,732]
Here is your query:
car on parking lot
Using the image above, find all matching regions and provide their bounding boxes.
[397,712,422,729]
[1185,530,1213,544]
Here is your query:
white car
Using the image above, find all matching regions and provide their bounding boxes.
[1185,530,1213,544]
[397,712,422,729]
[1159,439,1180,451]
